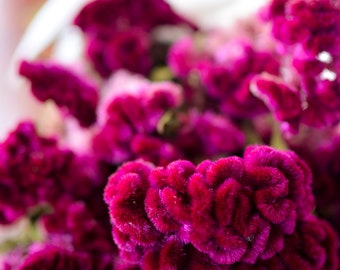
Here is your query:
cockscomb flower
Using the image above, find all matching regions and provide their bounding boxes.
[19,60,99,127]
[259,0,340,130]
[173,110,245,160]
[168,36,280,119]
[104,145,316,267]
[0,122,71,224]
[263,0,340,56]
[233,217,339,270]
[18,245,91,270]
[0,121,105,225]
[85,28,152,77]
[289,131,340,234]
[74,0,196,39]
[92,80,183,165]
[250,73,303,134]
[38,200,117,270]
[74,0,196,77]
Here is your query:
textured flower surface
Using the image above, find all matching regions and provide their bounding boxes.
[104,145,320,268]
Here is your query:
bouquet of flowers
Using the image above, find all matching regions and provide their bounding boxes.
[0,0,340,269]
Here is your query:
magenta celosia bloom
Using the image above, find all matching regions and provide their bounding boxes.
[264,0,340,56]
[74,0,196,38]
[251,74,303,134]
[173,110,245,160]
[103,30,151,75]
[259,0,340,130]
[18,246,91,270]
[104,145,318,267]
[86,29,152,77]
[74,0,196,77]
[167,37,210,79]
[233,217,339,270]
[290,132,340,234]
[0,122,70,224]
[168,37,280,119]
[3,0,340,269]
[19,61,98,127]
[92,80,183,165]
[0,121,105,225]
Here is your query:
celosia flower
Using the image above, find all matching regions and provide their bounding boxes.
[289,131,340,234]
[19,61,98,127]
[0,121,105,225]
[104,145,316,267]
[233,218,339,270]
[168,37,280,119]
[251,73,303,134]
[74,0,196,38]
[264,0,340,56]
[92,80,183,165]
[0,122,70,224]
[74,0,196,77]
[18,246,91,270]
[173,110,245,160]
[3,0,340,269]
[260,0,340,130]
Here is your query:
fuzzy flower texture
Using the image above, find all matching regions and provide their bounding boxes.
[1,0,340,269]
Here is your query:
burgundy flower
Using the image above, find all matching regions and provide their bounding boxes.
[251,74,303,134]
[234,218,339,270]
[259,0,340,130]
[173,110,245,160]
[74,0,196,77]
[168,36,280,119]
[264,0,340,55]
[19,61,98,127]
[167,37,210,78]
[18,246,92,270]
[290,132,340,234]
[103,30,152,75]
[92,81,183,165]
[74,0,196,38]
[104,145,316,266]
[0,122,70,224]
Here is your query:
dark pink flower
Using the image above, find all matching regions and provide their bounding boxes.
[74,0,196,38]
[251,74,303,134]
[234,218,339,270]
[104,145,316,266]
[103,30,152,75]
[92,81,183,165]
[19,61,98,127]
[0,122,70,224]
[173,110,245,160]
[74,0,196,77]
[18,246,91,270]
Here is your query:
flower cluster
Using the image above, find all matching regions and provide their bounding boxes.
[258,0,340,131]
[0,122,116,269]
[1,0,340,269]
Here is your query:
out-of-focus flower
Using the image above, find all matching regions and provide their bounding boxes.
[19,61,99,127]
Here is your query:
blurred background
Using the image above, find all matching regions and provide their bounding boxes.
[0,0,267,139]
